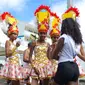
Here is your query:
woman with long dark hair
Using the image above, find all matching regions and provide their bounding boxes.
[51,7,85,85]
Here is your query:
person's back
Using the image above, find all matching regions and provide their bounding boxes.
[51,7,85,85]
[58,34,76,63]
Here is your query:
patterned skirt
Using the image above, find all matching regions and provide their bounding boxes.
[28,60,58,79]
[22,62,32,79]
[0,61,24,80]
[74,56,85,78]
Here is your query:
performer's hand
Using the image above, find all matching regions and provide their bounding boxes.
[29,58,33,63]
[33,67,40,75]
[16,41,20,47]
[52,42,57,47]
[51,42,57,51]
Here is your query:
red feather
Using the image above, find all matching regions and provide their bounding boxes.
[34,5,51,15]
[65,6,79,16]
[50,12,60,22]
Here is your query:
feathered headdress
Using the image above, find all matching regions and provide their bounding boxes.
[0,12,19,36]
[6,15,18,26]
[0,12,11,20]
[50,12,60,36]
[7,25,19,35]
[0,12,18,26]
[34,5,51,33]
[62,6,80,20]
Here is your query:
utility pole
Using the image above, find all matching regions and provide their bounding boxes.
[67,0,73,8]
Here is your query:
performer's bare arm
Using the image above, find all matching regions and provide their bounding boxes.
[77,44,85,61]
[5,40,13,57]
[51,38,64,60]
[23,49,30,63]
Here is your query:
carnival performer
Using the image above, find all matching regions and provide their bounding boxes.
[48,12,61,85]
[0,13,23,85]
[23,42,32,85]
[28,5,54,85]
[49,12,61,73]
[51,7,85,85]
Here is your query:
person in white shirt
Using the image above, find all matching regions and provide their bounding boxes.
[51,7,85,85]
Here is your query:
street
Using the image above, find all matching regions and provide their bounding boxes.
[0,79,24,85]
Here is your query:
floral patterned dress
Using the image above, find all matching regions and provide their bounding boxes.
[0,40,23,80]
[30,43,55,79]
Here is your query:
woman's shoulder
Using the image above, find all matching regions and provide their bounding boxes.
[60,34,71,40]
[60,34,67,38]
[59,34,70,44]
[26,48,30,53]
[6,40,11,44]
[6,40,10,42]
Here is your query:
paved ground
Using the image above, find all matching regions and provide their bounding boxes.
[0,79,85,85]
[0,79,25,85]
[0,79,6,85]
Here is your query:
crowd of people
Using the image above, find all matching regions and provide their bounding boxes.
[0,5,85,85]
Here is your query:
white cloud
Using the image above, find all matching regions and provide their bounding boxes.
[74,1,85,42]
[29,19,36,27]
[0,0,28,12]
[51,1,85,42]
[29,17,38,28]
[51,2,67,18]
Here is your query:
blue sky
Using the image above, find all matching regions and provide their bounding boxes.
[0,0,82,22]
[0,0,67,22]
[0,0,83,22]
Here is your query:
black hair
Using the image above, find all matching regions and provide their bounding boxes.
[28,42,31,47]
[61,18,83,44]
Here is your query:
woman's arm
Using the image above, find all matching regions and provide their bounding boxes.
[51,38,64,60]
[29,41,36,63]
[5,40,13,57]
[47,43,56,60]
[47,43,52,60]
[77,44,85,61]
[5,40,20,57]
[23,49,30,63]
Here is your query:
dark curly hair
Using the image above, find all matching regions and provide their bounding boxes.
[61,18,83,44]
